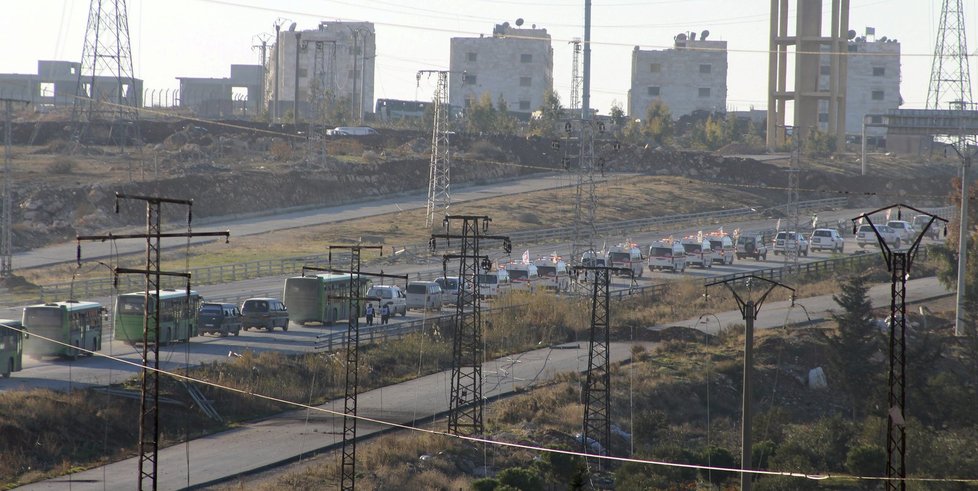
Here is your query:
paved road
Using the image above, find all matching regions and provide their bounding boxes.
[13,173,589,270]
[19,341,643,490]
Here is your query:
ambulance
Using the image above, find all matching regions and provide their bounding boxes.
[705,232,735,265]
[533,256,570,292]
[647,239,687,273]
[500,262,538,291]
[606,243,644,278]
[680,236,714,269]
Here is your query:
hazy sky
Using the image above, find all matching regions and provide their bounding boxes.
[3,0,976,114]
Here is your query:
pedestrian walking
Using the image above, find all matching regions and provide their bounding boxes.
[380,304,390,325]
[365,304,375,326]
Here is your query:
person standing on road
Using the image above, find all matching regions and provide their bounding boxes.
[365,303,375,326]
[380,304,390,325]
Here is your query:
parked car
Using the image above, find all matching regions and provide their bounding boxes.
[240,298,290,331]
[198,302,242,337]
[809,228,845,253]
[772,231,809,256]
[911,214,942,240]
[406,281,444,311]
[365,285,407,317]
[326,126,378,136]
[856,224,902,249]
[886,220,916,242]
[735,234,768,261]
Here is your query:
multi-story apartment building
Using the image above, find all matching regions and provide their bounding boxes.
[449,22,554,116]
[628,34,727,120]
[265,21,375,123]
[818,34,901,142]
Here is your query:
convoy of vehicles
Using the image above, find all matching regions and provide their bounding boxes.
[647,241,686,272]
[283,273,369,325]
[533,257,570,291]
[477,269,509,298]
[680,238,713,269]
[115,290,200,345]
[772,231,809,256]
[0,319,23,377]
[23,300,104,357]
[705,234,735,265]
[501,262,538,291]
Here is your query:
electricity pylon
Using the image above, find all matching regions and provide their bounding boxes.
[927,0,972,110]
[418,70,451,229]
[77,195,229,490]
[431,215,510,436]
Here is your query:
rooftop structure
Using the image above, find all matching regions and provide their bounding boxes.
[628,33,728,120]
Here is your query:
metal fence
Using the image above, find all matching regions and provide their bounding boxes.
[40,197,850,301]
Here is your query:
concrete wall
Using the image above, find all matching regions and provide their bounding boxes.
[627,39,727,119]
[448,24,554,115]
[0,60,141,108]
[178,64,262,119]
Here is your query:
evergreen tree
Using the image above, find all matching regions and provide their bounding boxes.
[826,274,883,419]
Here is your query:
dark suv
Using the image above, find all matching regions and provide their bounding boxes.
[241,298,290,332]
[199,303,242,337]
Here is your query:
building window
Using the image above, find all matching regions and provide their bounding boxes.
[521,53,532,63]
[698,87,711,97]
[467,52,477,62]
[699,64,711,74]
[649,63,661,73]
[39,82,55,96]
[873,67,885,76]
[820,65,831,75]
[464,74,477,85]
[818,113,829,123]
[870,115,883,124]
[872,90,884,100]
[519,100,531,111]
[647,86,660,96]
[520,76,531,87]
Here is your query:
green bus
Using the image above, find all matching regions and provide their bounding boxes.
[22,301,104,359]
[283,273,370,325]
[0,319,23,377]
[115,289,201,345]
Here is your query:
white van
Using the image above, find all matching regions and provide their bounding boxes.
[435,277,460,305]
[477,270,509,298]
[502,263,538,291]
[681,239,713,269]
[648,241,686,273]
[406,281,443,311]
[365,284,407,317]
[326,126,379,136]
[706,235,734,265]
[533,258,569,292]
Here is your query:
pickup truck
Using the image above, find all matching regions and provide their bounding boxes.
[735,234,768,261]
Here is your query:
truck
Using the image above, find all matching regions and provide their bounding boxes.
[606,243,644,278]
[647,240,686,273]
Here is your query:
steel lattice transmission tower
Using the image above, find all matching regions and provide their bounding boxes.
[71,0,141,146]
[569,38,582,112]
[431,216,510,436]
[419,70,451,229]
[927,0,973,110]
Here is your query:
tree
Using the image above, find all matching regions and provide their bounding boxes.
[608,101,627,128]
[643,100,673,145]
[826,275,883,419]
[465,92,498,134]
[528,89,563,138]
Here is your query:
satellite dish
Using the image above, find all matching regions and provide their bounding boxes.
[848,29,857,40]
[701,30,710,41]
[515,18,524,27]
[879,36,888,42]
[675,32,687,42]
[288,22,297,32]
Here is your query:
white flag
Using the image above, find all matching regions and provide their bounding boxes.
[776,218,781,231]
[521,250,530,264]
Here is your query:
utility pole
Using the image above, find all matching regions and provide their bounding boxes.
[77,194,229,490]
[252,33,271,116]
[572,264,632,469]
[705,275,796,491]
[418,70,451,229]
[71,0,141,149]
[786,125,802,268]
[950,102,976,336]
[293,31,302,123]
[851,205,945,491]
[301,253,407,491]
[431,215,511,436]
[1,98,27,279]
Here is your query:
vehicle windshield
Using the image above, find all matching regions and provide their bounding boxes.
[368,288,393,299]
[508,270,529,280]
[242,300,269,312]
[650,247,673,256]
[476,274,497,285]
[682,243,702,253]
[608,252,632,262]
[406,284,428,294]
[708,240,723,249]
[537,266,557,276]
[118,295,152,313]
[813,230,832,237]
[23,307,61,326]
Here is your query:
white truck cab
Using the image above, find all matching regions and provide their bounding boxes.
[648,241,686,273]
